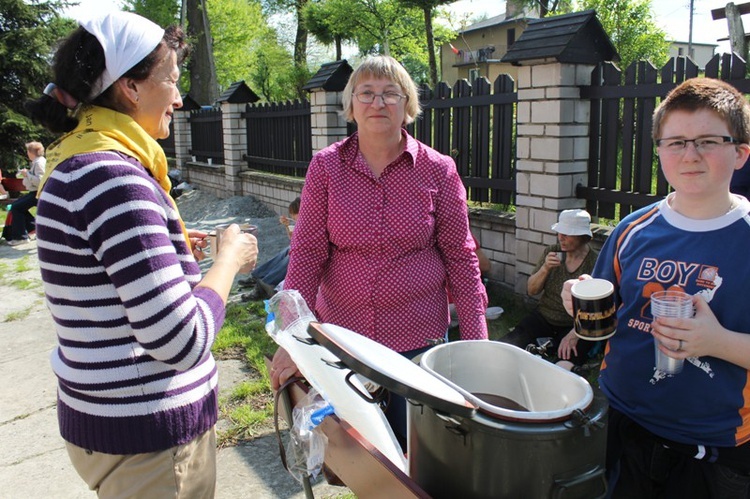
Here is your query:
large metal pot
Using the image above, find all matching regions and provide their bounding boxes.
[411,341,607,499]
[306,324,607,499]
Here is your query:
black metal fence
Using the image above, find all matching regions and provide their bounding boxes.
[244,99,312,177]
[410,75,517,205]
[181,54,750,220]
[241,76,517,204]
[189,107,224,164]
[580,53,750,220]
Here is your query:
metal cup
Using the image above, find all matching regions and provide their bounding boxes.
[651,290,693,375]
[209,223,258,258]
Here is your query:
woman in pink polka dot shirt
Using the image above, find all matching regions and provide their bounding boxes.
[271,56,488,439]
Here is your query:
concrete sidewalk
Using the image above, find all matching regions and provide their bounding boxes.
[0,240,347,498]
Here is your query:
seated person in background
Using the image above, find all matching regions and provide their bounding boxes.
[240,197,300,300]
[0,172,8,200]
[7,141,46,245]
[501,209,598,371]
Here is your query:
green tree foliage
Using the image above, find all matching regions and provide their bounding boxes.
[261,0,311,97]
[302,0,356,60]
[122,0,179,27]
[396,0,455,87]
[0,0,75,169]
[208,0,297,101]
[302,0,451,84]
[575,0,669,72]
[126,0,296,102]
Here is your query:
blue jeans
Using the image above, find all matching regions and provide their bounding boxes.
[10,191,37,241]
[252,246,289,286]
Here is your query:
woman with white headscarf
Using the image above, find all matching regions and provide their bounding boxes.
[25,12,257,497]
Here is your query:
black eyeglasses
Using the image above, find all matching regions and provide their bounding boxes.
[353,91,406,105]
[655,136,742,154]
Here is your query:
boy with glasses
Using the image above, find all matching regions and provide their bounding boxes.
[564,78,750,497]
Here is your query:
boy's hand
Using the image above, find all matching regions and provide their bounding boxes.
[561,275,592,316]
[651,295,719,359]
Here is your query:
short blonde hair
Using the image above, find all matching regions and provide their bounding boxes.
[341,55,421,126]
[25,141,45,156]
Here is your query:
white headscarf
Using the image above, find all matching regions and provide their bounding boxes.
[79,11,165,99]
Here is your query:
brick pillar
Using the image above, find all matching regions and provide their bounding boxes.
[220,101,247,197]
[514,62,595,293]
[173,109,191,169]
[310,90,348,154]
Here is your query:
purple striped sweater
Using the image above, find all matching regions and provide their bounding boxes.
[36,151,224,455]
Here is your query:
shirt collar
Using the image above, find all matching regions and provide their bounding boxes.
[341,129,418,172]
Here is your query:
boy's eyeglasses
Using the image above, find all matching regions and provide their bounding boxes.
[656,136,741,154]
[353,91,406,105]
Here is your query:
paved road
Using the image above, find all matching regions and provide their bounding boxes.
[0,239,347,498]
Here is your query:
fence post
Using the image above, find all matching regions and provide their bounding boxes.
[303,60,353,153]
[513,63,596,291]
[220,100,246,196]
[217,81,260,197]
[309,90,349,153]
[501,10,617,293]
[173,109,192,169]
[173,94,201,169]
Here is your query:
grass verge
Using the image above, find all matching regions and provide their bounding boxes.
[213,300,279,447]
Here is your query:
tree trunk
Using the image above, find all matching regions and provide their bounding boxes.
[187,0,218,105]
[335,36,342,61]
[293,0,309,96]
[423,6,437,88]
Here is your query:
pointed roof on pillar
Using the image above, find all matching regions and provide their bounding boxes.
[180,94,201,111]
[216,81,260,104]
[501,9,619,65]
[303,60,353,92]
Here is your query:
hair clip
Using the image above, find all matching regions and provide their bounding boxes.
[43,82,79,110]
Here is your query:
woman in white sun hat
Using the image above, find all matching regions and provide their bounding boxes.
[501,208,598,371]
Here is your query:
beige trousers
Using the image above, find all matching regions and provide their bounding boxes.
[66,427,216,499]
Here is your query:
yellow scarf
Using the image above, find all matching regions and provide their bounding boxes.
[40,105,192,249]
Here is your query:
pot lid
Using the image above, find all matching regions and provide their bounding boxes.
[308,322,477,418]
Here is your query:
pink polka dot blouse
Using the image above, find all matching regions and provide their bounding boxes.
[285,131,488,352]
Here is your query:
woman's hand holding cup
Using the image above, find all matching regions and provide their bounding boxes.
[543,251,562,270]
[214,223,258,274]
[188,229,208,262]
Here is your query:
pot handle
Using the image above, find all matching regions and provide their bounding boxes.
[551,466,606,499]
[434,411,468,438]
[566,408,606,437]
[343,370,387,405]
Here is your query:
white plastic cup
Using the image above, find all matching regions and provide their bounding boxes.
[651,290,693,374]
